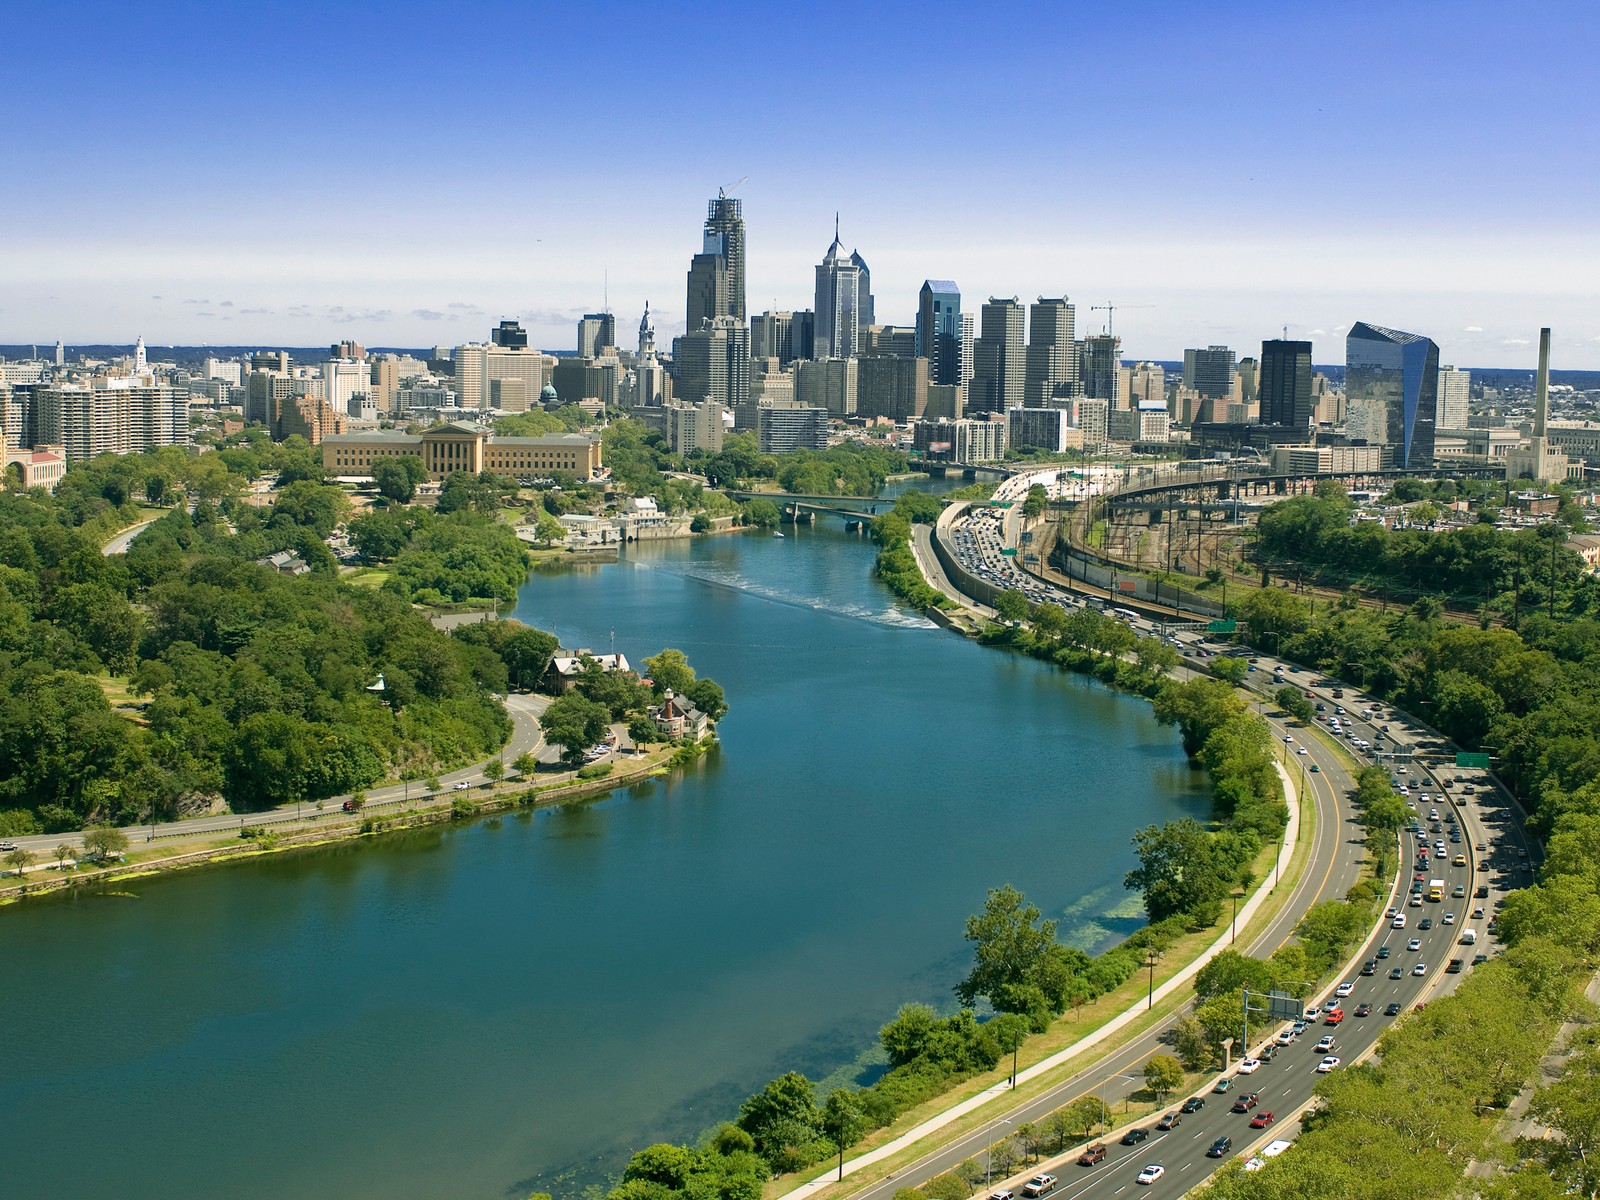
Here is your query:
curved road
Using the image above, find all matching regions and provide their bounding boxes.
[818,542,1535,1200]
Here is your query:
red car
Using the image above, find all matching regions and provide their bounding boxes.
[1230,1093,1258,1113]
[1249,1110,1276,1129]
[1324,1008,1345,1025]
[1076,1144,1107,1166]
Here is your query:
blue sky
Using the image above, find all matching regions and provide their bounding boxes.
[4,0,1597,367]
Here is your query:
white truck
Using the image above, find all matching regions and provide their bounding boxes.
[1460,927,1477,945]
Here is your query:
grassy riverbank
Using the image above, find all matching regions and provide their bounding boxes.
[0,739,705,906]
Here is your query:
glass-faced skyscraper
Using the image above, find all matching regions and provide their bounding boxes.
[686,191,746,331]
[813,221,863,360]
[916,281,962,385]
[1259,339,1313,429]
[1345,321,1439,468]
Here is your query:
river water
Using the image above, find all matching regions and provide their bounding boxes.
[1,494,1208,1200]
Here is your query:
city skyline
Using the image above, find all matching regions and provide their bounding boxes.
[2,1,1596,365]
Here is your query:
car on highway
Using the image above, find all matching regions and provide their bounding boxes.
[1473,953,1490,965]
[1274,1029,1294,1046]
[1021,1174,1057,1197]
[452,781,471,791]
[1291,1019,1308,1036]
[1304,1004,1321,1020]
[1249,1110,1276,1129]
[1419,917,1434,931]
[1355,1002,1372,1017]
[1443,911,1456,925]
[1180,1096,1206,1113]
[1377,945,1392,958]
[1385,1002,1403,1016]
[1213,1077,1233,1093]
[1206,1136,1234,1158]
[1389,966,1405,979]
[1155,1111,1182,1130]
[0,840,16,851]
[1324,1007,1345,1025]
[1447,959,1465,973]
[1314,1034,1337,1052]
[1360,960,1377,976]
[1414,962,1428,976]
[1076,1145,1107,1167]
[1230,1093,1259,1112]
[1316,1056,1342,1072]
[1237,1057,1262,1074]
[989,1191,1014,1200]
[1335,981,1356,997]
[1408,938,1423,951]
[1135,1165,1165,1186]
[1119,1124,1151,1145]
[1392,914,1407,928]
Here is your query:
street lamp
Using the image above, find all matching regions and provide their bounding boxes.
[1230,889,1244,943]
[983,1118,1014,1185]
[1145,949,1160,1010]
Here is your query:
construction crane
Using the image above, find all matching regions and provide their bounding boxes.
[720,175,749,197]
[1089,303,1154,338]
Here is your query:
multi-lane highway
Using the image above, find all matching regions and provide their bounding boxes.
[825,596,1532,1200]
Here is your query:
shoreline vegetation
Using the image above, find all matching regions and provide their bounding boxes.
[587,494,1318,1200]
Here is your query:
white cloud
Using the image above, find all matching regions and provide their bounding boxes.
[1463,325,1483,332]
[1503,337,1531,345]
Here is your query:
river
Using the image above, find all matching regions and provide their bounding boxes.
[1,491,1208,1200]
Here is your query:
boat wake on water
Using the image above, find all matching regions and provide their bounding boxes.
[628,558,937,630]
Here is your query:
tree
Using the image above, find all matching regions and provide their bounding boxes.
[372,457,420,503]
[994,589,1030,624]
[689,514,713,534]
[684,678,728,722]
[82,825,130,862]
[742,498,782,527]
[512,752,537,778]
[643,648,696,695]
[956,884,1069,1013]
[53,843,73,871]
[990,1012,1031,1087]
[1274,685,1313,724]
[5,846,34,876]
[1125,819,1228,923]
[737,1072,823,1168]
[821,1089,868,1180]
[483,759,505,783]
[1143,1054,1183,1101]
[986,1137,1019,1180]
[533,510,568,545]
[1172,1016,1212,1071]
[539,692,611,766]
[1022,485,1048,519]
[1210,655,1247,684]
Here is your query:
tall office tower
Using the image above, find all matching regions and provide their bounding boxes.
[134,336,147,374]
[1023,297,1078,404]
[251,350,290,373]
[453,342,489,408]
[578,313,616,358]
[704,191,746,324]
[916,281,962,386]
[54,341,64,367]
[671,318,749,410]
[813,220,864,360]
[856,356,928,423]
[685,249,728,332]
[491,320,529,349]
[1080,334,1123,406]
[960,313,975,387]
[792,310,815,362]
[795,356,858,415]
[1259,339,1314,429]
[330,340,367,360]
[970,297,1024,410]
[850,250,873,328]
[1345,321,1440,468]
[752,311,802,366]
[1236,357,1258,406]
[1437,365,1470,429]
[1183,345,1236,401]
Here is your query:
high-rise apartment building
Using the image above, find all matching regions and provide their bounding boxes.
[856,356,928,423]
[1023,297,1078,404]
[795,356,857,415]
[322,358,370,416]
[970,298,1024,411]
[32,380,190,462]
[756,403,830,454]
[1345,321,1440,468]
[1258,339,1314,429]
[672,318,750,411]
[1437,365,1470,429]
[813,222,864,360]
[664,399,726,454]
[578,313,616,358]
[916,281,962,386]
[751,310,812,367]
[1125,362,1165,409]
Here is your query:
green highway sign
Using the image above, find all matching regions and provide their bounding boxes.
[1000,547,1017,556]
[1207,619,1238,633]
[1455,752,1491,769]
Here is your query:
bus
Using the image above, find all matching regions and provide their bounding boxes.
[1111,607,1140,624]
[1428,879,1445,902]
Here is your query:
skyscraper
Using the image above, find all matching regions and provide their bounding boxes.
[1259,339,1314,429]
[813,219,864,360]
[1436,365,1470,429]
[1081,335,1123,407]
[685,191,746,331]
[1183,345,1235,400]
[491,320,528,349]
[916,281,962,386]
[1345,321,1440,468]
[850,250,873,328]
[1023,297,1077,404]
[971,298,1024,411]
[578,313,616,358]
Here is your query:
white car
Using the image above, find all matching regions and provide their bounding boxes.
[1314,1034,1337,1052]
[452,781,471,791]
[1443,912,1456,925]
[1316,1055,1341,1072]
[1392,914,1407,928]
[1237,1057,1262,1074]
[1297,747,1308,755]
[1413,963,1427,976]
[1136,1165,1166,1186]
[1335,981,1356,997]
[1303,1004,1320,1020]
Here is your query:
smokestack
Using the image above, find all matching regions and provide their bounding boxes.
[1535,327,1551,438]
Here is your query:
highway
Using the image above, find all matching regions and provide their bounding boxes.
[821,594,1531,1200]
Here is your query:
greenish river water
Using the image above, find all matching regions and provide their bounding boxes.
[1,499,1207,1200]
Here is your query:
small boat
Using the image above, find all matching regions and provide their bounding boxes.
[772,531,785,538]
